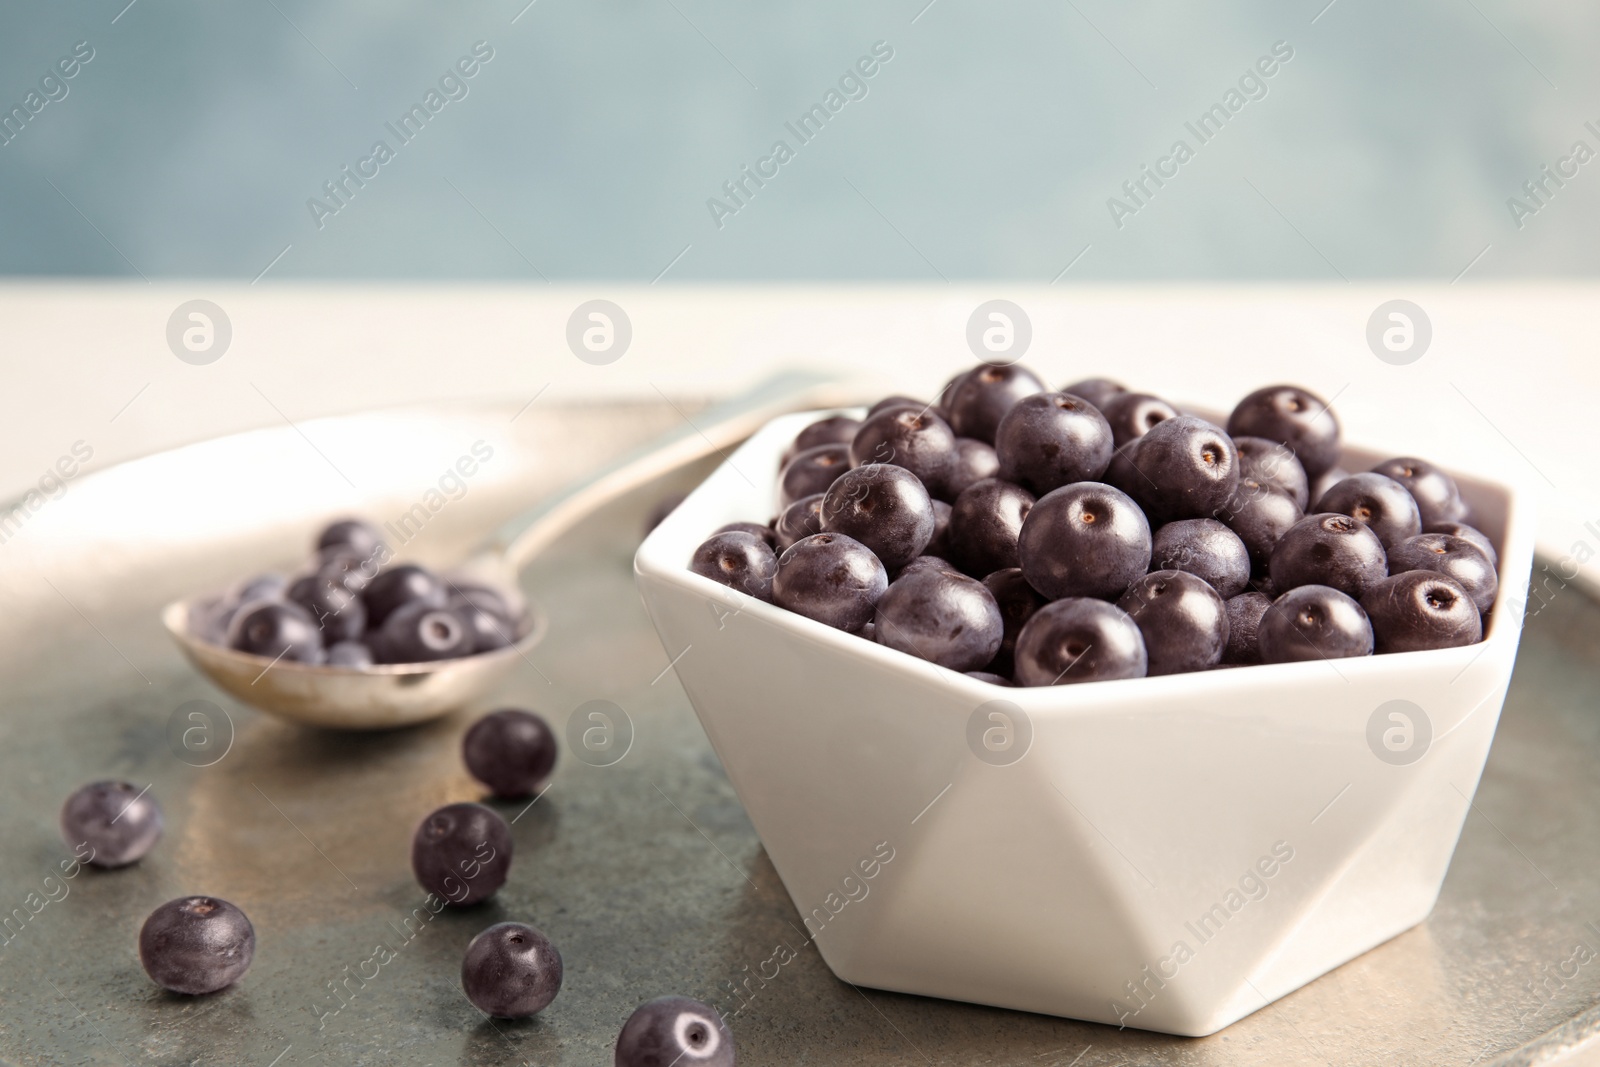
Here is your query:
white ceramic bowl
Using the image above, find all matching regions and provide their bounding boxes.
[634,408,1536,1036]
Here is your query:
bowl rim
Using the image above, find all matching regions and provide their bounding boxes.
[160,597,547,676]
[635,405,1538,713]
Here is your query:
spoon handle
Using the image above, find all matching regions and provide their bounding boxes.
[484,370,855,572]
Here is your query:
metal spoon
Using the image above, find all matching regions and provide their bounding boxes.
[162,371,848,729]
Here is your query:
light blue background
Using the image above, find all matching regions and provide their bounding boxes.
[1,0,1595,281]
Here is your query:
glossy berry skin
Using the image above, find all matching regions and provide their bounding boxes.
[1102,438,1145,498]
[373,601,473,664]
[1216,479,1304,574]
[1061,377,1126,411]
[138,896,255,995]
[772,533,889,632]
[1227,385,1341,478]
[1269,513,1388,601]
[849,406,958,497]
[1386,533,1498,611]
[1117,570,1229,675]
[1018,482,1151,600]
[994,392,1115,496]
[412,802,513,906]
[925,498,954,560]
[1425,521,1496,565]
[982,567,1046,678]
[944,363,1046,444]
[690,531,777,602]
[464,709,558,798]
[778,444,851,508]
[1233,436,1309,509]
[227,600,325,663]
[327,641,373,668]
[774,493,825,551]
[1222,592,1272,665]
[60,781,163,867]
[781,415,861,467]
[894,555,953,580]
[1127,416,1240,525]
[868,395,928,418]
[946,438,1000,500]
[362,564,449,630]
[873,564,1003,672]
[615,995,735,1067]
[1258,585,1373,662]
[316,518,386,561]
[1151,518,1251,599]
[713,521,779,551]
[1371,456,1466,527]
[231,572,287,606]
[1361,571,1482,653]
[1099,392,1178,448]
[1314,472,1421,550]
[947,478,1036,578]
[287,569,366,643]
[1014,598,1148,686]
[461,922,563,1017]
[820,464,935,570]
[454,602,516,653]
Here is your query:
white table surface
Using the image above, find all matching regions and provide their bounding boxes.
[1,281,1594,590]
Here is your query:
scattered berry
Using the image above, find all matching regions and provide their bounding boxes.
[411,802,513,906]
[60,781,162,867]
[463,709,558,798]
[461,922,563,1018]
[615,995,735,1067]
[139,896,255,995]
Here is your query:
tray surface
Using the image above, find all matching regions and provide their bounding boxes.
[0,402,1597,1066]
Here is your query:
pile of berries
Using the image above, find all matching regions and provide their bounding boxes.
[189,518,529,667]
[689,364,1499,684]
[59,710,736,1063]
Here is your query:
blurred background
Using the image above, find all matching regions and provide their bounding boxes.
[2,0,1597,281]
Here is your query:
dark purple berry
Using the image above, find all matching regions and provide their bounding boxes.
[774,493,825,550]
[1314,472,1421,549]
[327,641,373,668]
[227,600,325,663]
[966,671,1014,686]
[231,572,287,605]
[1233,436,1309,509]
[461,922,563,1018]
[1361,572,1482,653]
[1215,478,1304,574]
[772,533,888,632]
[411,802,512,906]
[1127,416,1240,524]
[994,392,1114,496]
[1099,392,1178,448]
[287,568,366,643]
[982,567,1045,678]
[1222,592,1272,665]
[946,437,1000,500]
[373,601,473,663]
[317,549,383,594]
[1018,482,1151,600]
[316,518,386,561]
[1258,585,1373,662]
[690,531,778,602]
[873,563,1003,672]
[819,464,935,570]
[1371,456,1466,527]
[778,444,851,508]
[1151,518,1250,599]
[713,521,779,551]
[1386,533,1498,611]
[944,364,1046,444]
[453,601,517,653]
[1117,570,1229,675]
[947,478,1035,578]
[362,564,448,629]
[60,781,162,867]
[1269,513,1388,600]
[1425,521,1496,565]
[615,996,735,1067]
[138,896,255,995]
[849,406,958,496]
[925,498,954,559]
[1227,385,1341,478]
[894,555,953,581]
[464,709,558,798]
[781,415,862,468]
[1102,438,1146,497]
[1013,598,1147,686]
[1061,377,1126,411]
